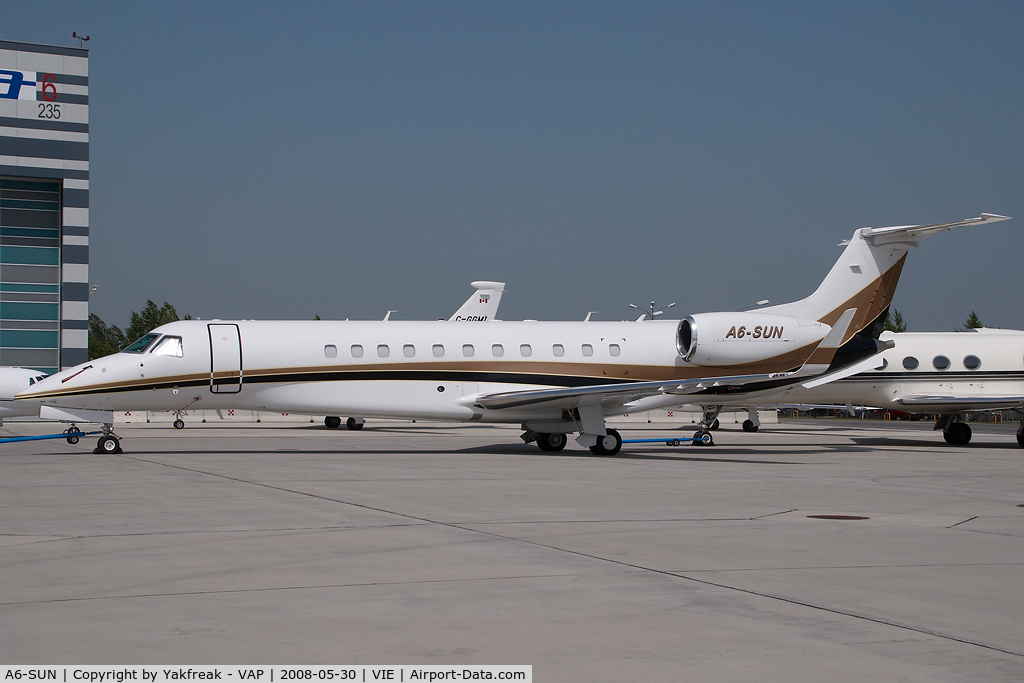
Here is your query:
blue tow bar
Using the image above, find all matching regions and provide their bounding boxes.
[621,437,691,446]
[0,430,101,444]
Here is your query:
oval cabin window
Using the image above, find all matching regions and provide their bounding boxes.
[902,356,919,370]
[520,344,532,357]
[933,355,951,370]
[351,345,363,358]
[377,344,390,358]
[552,344,564,357]
[582,344,593,357]
[963,355,982,370]
[609,344,620,357]
[403,344,415,358]
[492,344,504,357]
[324,345,337,358]
[432,344,445,358]
[463,344,475,357]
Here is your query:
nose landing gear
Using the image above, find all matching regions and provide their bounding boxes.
[93,423,122,454]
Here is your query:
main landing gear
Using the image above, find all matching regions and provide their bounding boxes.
[536,432,568,452]
[589,428,622,455]
[1017,421,1024,448]
[325,416,365,430]
[742,407,761,433]
[937,414,972,446]
[93,423,122,454]
[692,406,722,447]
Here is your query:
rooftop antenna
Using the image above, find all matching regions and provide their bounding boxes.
[72,32,90,48]
[629,300,675,321]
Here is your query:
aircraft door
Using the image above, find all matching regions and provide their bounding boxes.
[209,324,242,393]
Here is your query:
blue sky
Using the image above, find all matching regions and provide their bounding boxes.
[10,1,1024,330]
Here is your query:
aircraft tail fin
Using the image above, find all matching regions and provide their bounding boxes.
[449,281,505,321]
[762,214,1010,343]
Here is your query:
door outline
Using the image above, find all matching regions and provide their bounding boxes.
[209,324,242,394]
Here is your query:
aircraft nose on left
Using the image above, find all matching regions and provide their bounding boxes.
[15,357,110,401]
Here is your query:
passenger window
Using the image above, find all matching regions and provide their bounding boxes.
[377,344,390,358]
[933,355,951,370]
[123,333,160,354]
[351,344,363,358]
[324,344,337,359]
[902,356,919,370]
[151,336,184,357]
[463,344,475,357]
[492,344,504,357]
[582,344,593,357]
[963,355,982,370]
[609,344,620,357]
[432,344,445,358]
[403,344,415,358]
[520,344,532,357]
[552,344,564,357]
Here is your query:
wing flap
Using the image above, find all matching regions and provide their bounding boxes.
[895,395,1024,410]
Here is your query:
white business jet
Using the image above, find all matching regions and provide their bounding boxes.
[0,367,51,425]
[17,214,1008,455]
[756,327,1024,447]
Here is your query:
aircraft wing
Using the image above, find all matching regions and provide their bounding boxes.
[475,308,858,412]
[894,395,1024,411]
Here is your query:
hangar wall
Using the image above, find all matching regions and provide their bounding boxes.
[0,39,89,372]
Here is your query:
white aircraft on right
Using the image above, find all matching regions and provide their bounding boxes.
[755,327,1024,447]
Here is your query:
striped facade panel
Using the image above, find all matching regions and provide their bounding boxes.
[0,40,88,371]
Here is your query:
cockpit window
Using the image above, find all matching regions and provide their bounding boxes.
[150,335,184,357]
[122,333,160,354]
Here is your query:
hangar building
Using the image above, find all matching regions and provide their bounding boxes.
[0,39,89,373]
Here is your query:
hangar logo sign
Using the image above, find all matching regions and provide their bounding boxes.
[0,70,59,101]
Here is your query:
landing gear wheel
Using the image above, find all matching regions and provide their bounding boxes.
[944,422,972,445]
[346,417,364,431]
[96,435,120,454]
[742,419,759,433]
[173,419,185,430]
[692,429,714,446]
[710,419,720,431]
[589,428,622,455]
[1018,431,1024,448]
[65,426,82,444]
[537,432,568,452]
[325,416,341,429]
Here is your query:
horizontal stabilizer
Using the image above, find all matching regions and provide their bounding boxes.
[859,213,1011,247]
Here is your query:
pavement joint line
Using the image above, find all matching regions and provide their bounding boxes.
[947,516,979,529]
[112,453,1024,660]
[0,571,615,608]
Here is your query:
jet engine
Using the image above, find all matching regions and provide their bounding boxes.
[677,312,831,367]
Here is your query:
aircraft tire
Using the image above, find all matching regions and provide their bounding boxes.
[1017,431,1024,448]
[710,419,720,431]
[692,429,714,447]
[589,429,622,455]
[346,418,364,431]
[173,419,185,430]
[97,435,120,454]
[325,416,341,429]
[537,433,567,452]
[742,419,758,433]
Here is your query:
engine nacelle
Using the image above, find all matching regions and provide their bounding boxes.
[677,312,830,367]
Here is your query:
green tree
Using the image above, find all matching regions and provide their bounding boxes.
[883,308,907,333]
[88,313,127,360]
[963,311,983,329]
[124,300,190,343]
[89,301,192,360]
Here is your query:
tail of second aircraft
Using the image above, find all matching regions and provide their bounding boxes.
[450,281,505,322]
[762,214,1010,343]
